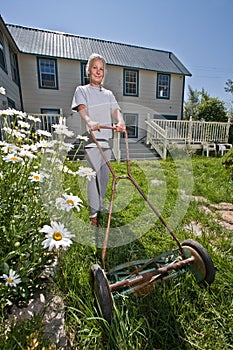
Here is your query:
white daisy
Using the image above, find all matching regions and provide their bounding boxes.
[0,86,6,95]
[1,143,20,154]
[4,108,26,119]
[2,126,13,134]
[60,142,74,152]
[76,135,89,142]
[29,171,48,183]
[35,129,52,138]
[1,269,22,287]
[19,149,37,160]
[40,221,75,251]
[15,110,27,119]
[76,166,96,181]
[27,115,41,123]
[57,164,76,175]
[12,130,26,139]
[35,140,49,149]
[52,124,74,137]
[18,120,30,129]
[55,193,83,212]
[3,153,23,163]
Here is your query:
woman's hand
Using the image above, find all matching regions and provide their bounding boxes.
[115,120,126,132]
[87,120,100,131]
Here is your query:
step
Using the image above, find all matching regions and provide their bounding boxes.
[68,141,160,161]
[120,141,159,160]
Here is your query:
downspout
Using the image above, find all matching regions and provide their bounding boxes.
[181,75,185,120]
[16,55,24,111]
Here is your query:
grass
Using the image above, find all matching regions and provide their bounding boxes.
[52,156,232,350]
[0,113,232,350]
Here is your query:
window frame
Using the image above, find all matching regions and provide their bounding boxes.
[81,62,90,85]
[156,73,170,99]
[123,68,139,97]
[0,30,7,72]
[123,113,138,138]
[37,57,58,89]
[153,114,177,120]
[9,46,19,84]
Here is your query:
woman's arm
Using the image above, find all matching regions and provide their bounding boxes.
[112,108,126,132]
[77,104,100,131]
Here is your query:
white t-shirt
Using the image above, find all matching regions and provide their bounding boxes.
[72,84,120,147]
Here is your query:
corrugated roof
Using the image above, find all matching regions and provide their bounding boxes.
[7,24,191,76]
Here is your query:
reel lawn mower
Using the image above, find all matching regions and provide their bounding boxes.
[90,126,216,323]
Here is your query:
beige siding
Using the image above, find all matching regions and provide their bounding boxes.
[0,28,21,110]
[19,55,79,113]
[17,53,185,138]
[100,66,184,140]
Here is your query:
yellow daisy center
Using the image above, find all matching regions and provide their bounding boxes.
[34,175,40,180]
[53,231,63,241]
[66,199,74,205]
[11,157,19,161]
[7,277,13,283]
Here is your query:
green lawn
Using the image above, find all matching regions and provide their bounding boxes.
[1,156,233,350]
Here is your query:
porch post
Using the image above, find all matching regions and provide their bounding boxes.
[146,113,151,145]
[188,116,193,145]
[226,116,232,142]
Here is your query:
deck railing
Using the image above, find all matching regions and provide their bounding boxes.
[146,116,232,159]
[29,112,66,134]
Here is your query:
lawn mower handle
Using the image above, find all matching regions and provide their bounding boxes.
[89,125,184,269]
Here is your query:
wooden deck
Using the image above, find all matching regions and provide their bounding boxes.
[146,116,232,159]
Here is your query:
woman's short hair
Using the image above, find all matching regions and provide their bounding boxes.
[85,53,106,77]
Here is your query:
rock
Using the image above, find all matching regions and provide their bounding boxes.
[209,202,233,211]
[218,211,233,224]
[183,221,204,236]
[43,295,67,348]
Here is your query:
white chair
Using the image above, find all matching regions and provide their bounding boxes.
[217,143,232,156]
[202,143,217,157]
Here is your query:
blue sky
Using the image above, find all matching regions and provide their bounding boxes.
[1,0,233,108]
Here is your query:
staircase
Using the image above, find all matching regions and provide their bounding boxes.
[120,140,159,161]
[68,140,159,161]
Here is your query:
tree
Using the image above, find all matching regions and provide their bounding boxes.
[225,79,233,94]
[196,90,228,122]
[184,87,228,122]
[183,85,200,120]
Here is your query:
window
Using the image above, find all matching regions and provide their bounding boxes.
[37,58,58,89]
[0,31,7,71]
[123,113,138,138]
[81,62,90,85]
[7,98,16,109]
[9,47,19,84]
[40,108,60,132]
[157,74,170,99]
[123,69,139,96]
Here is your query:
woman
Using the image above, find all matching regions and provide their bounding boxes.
[71,53,125,227]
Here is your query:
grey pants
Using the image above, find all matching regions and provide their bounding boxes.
[85,147,112,216]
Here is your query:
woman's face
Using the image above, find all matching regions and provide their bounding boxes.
[89,58,104,87]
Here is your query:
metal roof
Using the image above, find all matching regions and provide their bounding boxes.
[7,24,191,76]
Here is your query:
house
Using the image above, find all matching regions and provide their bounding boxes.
[0,15,191,142]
